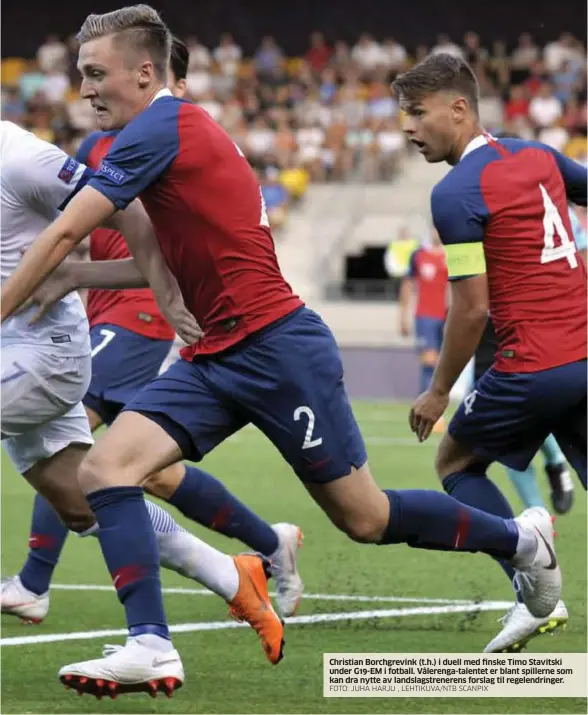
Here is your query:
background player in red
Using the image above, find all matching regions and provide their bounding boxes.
[399,226,448,432]
[393,52,586,653]
[2,7,564,695]
[2,36,302,661]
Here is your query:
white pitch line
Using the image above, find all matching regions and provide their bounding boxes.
[0,601,512,647]
[50,584,474,605]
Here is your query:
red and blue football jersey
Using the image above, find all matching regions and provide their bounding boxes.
[86,90,302,358]
[408,246,448,321]
[76,131,175,341]
[432,134,587,373]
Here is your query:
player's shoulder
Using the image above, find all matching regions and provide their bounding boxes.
[496,136,554,158]
[111,95,184,153]
[76,130,118,164]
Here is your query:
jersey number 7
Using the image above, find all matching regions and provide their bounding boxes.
[540,184,578,270]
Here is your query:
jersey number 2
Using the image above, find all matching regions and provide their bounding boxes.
[539,184,578,269]
[293,406,323,449]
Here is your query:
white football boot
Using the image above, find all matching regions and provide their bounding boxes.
[1,575,49,624]
[269,523,304,618]
[511,507,561,618]
[58,637,184,699]
[484,600,568,653]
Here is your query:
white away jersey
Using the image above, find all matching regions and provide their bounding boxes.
[1,121,91,353]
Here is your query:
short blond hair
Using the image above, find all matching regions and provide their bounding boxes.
[76,4,171,79]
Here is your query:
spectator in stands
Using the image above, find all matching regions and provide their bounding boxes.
[330,40,351,74]
[462,31,489,66]
[255,35,284,80]
[544,32,584,73]
[214,32,242,76]
[247,116,276,162]
[511,32,540,83]
[18,60,45,102]
[186,59,211,99]
[1,87,26,123]
[431,34,463,58]
[280,156,310,202]
[260,167,290,230]
[186,36,211,70]
[366,82,398,121]
[552,59,584,104]
[529,82,563,128]
[381,38,407,73]
[198,89,223,122]
[374,117,404,179]
[40,66,70,105]
[306,32,331,74]
[504,84,530,122]
[538,118,569,152]
[351,34,385,77]
[36,34,67,73]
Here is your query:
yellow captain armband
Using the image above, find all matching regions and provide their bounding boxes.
[444,241,486,278]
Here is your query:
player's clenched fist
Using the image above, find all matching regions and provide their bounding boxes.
[409,389,449,442]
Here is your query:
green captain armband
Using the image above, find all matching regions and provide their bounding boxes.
[444,242,486,278]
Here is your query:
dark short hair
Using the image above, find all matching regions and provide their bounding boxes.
[170,36,188,81]
[392,52,479,114]
[77,4,171,80]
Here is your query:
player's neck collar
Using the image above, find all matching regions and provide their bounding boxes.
[460,132,493,161]
[149,87,173,106]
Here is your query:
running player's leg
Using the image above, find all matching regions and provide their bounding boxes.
[505,463,545,509]
[209,307,556,615]
[58,359,284,691]
[540,435,574,514]
[415,316,437,393]
[87,323,288,573]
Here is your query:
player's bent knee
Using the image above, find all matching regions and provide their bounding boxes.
[77,446,136,493]
[434,434,480,480]
[142,462,185,500]
[330,513,384,544]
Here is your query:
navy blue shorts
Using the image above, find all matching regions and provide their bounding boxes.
[83,324,174,426]
[449,361,587,486]
[415,316,444,354]
[123,307,367,484]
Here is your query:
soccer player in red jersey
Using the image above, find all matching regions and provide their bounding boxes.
[399,227,448,430]
[393,53,586,653]
[2,8,566,694]
[2,38,303,664]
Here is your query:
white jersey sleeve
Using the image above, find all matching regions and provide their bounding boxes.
[1,121,91,213]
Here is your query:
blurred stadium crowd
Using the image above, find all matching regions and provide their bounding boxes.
[2,29,587,231]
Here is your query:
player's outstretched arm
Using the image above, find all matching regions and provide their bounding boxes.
[21,258,148,324]
[1,186,117,322]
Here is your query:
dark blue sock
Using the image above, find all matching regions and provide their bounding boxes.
[382,489,519,559]
[421,364,435,393]
[20,494,68,595]
[442,470,523,602]
[87,486,169,639]
[168,465,279,555]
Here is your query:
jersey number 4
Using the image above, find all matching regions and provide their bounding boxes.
[539,184,578,269]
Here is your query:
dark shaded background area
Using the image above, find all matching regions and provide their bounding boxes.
[3,0,586,58]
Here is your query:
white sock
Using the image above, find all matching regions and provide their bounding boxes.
[145,499,239,601]
[512,525,538,568]
[131,633,174,653]
[157,530,239,601]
